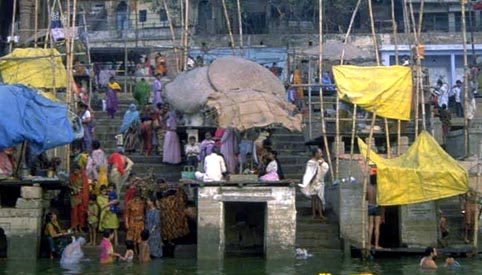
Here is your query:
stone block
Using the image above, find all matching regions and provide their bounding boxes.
[21,186,42,199]
[16,198,42,209]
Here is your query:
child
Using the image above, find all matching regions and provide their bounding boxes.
[98,185,120,246]
[87,194,99,246]
[107,183,119,245]
[185,136,200,168]
[99,229,121,264]
[138,229,151,263]
[119,240,135,262]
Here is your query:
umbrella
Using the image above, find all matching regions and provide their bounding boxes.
[303,40,373,61]
[164,66,216,114]
[205,88,302,132]
[208,56,285,97]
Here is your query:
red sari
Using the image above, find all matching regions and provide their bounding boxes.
[69,170,89,228]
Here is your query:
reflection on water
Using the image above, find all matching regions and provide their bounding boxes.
[0,253,480,275]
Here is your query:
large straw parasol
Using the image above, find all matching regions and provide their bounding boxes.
[303,40,373,61]
[205,88,302,132]
[208,56,285,97]
[164,66,216,113]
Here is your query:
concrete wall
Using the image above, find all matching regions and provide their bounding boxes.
[0,186,43,259]
[400,202,437,248]
[197,185,296,260]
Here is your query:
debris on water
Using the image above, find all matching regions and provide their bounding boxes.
[296,248,313,259]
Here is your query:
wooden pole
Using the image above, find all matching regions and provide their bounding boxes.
[408,0,419,136]
[34,0,39,48]
[318,0,334,179]
[391,0,402,155]
[180,0,185,71]
[348,104,357,177]
[221,0,236,55]
[391,0,399,65]
[340,0,362,65]
[81,7,93,107]
[335,95,340,178]
[338,0,362,177]
[236,0,244,56]
[162,0,180,73]
[361,109,378,256]
[461,0,470,157]
[8,0,17,52]
[368,0,391,157]
[184,0,190,67]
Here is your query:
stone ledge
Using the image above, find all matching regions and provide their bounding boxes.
[0,208,42,217]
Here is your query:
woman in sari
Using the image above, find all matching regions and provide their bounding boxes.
[69,164,89,232]
[44,212,71,259]
[106,77,121,119]
[145,196,162,258]
[125,191,145,251]
[86,140,108,185]
[140,104,154,156]
[259,150,279,182]
[97,185,119,244]
[156,182,189,257]
[120,104,141,154]
[108,147,134,193]
[162,111,181,164]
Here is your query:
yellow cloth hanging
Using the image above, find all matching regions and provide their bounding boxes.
[358,131,468,206]
[333,65,413,121]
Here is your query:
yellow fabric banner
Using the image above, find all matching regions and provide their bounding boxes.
[333,65,413,121]
[0,48,67,89]
[358,131,468,206]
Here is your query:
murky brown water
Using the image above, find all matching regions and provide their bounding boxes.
[1,250,480,275]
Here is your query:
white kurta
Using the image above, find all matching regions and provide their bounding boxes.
[299,159,329,203]
[195,153,226,182]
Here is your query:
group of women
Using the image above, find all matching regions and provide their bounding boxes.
[120,102,181,164]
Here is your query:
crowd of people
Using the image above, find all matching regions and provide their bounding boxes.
[43,139,193,263]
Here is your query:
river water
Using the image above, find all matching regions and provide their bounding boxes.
[1,251,480,275]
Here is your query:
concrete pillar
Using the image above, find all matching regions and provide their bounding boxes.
[19,0,34,44]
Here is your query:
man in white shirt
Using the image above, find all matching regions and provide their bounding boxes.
[195,147,226,182]
[453,80,464,117]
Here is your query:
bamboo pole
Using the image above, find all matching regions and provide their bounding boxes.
[180,0,185,71]
[34,0,39,48]
[162,0,180,73]
[236,0,244,56]
[335,95,340,178]
[408,0,420,135]
[391,0,402,155]
[340,0,362,64]
[461,0,470,158]
[184,0,190,68]
[361,109,378,256]
[8,0,17,52]
[337,0,362,178]
[81,7,93,107]
[368,0,391,157]
[221,0,236,55]
[391,0,399,65]
[348,104,357,177]
[318,0,334,179]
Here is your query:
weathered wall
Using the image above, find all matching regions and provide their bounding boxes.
[197,185,296,260]
[399,202,437,248]
[0,186,43,259]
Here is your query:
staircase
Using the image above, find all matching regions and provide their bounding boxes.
[93,91,183,182]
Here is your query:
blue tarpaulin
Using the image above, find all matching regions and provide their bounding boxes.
[0,84,74,155]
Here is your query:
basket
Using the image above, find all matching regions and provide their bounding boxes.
[181,165,196,180]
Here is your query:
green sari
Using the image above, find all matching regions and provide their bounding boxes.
[97,195,119,231]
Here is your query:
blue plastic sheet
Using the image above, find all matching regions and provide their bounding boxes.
[0,84,73,155]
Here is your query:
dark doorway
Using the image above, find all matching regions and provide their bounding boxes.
[379,206,400,248]
[224,202,266,257]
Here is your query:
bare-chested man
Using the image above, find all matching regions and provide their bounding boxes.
[367,168,382,249]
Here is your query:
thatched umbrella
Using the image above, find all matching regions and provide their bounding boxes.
[208,56,285,97]
[205,88,302,132]
[303,40,373,61]
[164,66,216,114]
